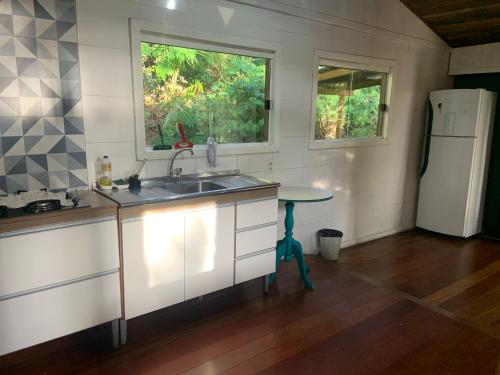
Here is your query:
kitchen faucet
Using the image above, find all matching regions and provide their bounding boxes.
[169,148,194,181]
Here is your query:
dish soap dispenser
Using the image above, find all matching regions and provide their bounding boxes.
[99,155,113,189]
[207,137,217,168]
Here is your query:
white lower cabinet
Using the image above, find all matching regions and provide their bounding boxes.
[122,210,185,319]
[185,205,235,300]
[0,272,121,356]
[0,217,121,356]
[235,250,276,284]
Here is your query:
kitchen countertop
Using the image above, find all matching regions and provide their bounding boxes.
[0,191,118,235]
[96,172,280,207]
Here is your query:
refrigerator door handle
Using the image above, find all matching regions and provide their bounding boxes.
[420,100,433,178]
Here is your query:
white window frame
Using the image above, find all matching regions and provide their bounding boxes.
[130,19,281,161]
[309,50,397,150]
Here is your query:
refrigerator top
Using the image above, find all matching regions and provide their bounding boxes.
[429,89,488,138]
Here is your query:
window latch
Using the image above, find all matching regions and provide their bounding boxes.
[380,104,388,112]
[265,100,271,110]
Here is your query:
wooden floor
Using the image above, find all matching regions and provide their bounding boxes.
[1,229,500,374]
[339,229,500,338]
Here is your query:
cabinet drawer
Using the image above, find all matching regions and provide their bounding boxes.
[236,198,278,229]
[235,250,276,284]
[0,218,119,298]
[236,224,277,257]
[0,272,121,356]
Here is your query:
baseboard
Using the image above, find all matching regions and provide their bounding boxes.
[304,224,416,255]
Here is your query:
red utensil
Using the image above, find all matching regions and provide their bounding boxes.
[174,122,193,149]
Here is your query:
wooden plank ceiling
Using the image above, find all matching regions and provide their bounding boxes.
[400,0,500,48]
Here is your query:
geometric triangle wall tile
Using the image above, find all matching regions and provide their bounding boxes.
[48,136,65,153]
[0,56,18,76]
[16,56,38,77]
[0,97,20,115]
[6,173,28,193]
[0,156,4,174]
[40,78,60,97]
[4,136,24,156]
[1,136,21,156]
[0,117,18,135]
[34,0,54,20]
[58,60,78,80]
[19,77,41,97]
[27,153,48,171]
[65,134,84,153]
[26,134,62,154]
[0,77,18,96]
[42,97,62,116]
[39,20,57,40]
[2,119,22,136]
[43,117,63,134]
[38,0,56,19]
[47,152,66,171]
[60,79,79,98]
[0,14,14,36]
[28,172,49,190]
[57,40,77,61]
[69,169,86,187]
[0,0,12,16]
[22,116,40,134]
[63,116,83,134]
[24,135,43,153]
[26,151,46,172]
[61,97,78,115]
[49,170,68,189]
[4,155,26,174]
[67,151,86,169]
[35,17,52,38]
[55,1,74,23]
[0,36,15,56]
[58,23,76,42]
[12,0,33,17]
[14,37,37,58]
[36,38,57,59]
[38,58,59,78]
[13,15,35,38]
[20,97,42,116]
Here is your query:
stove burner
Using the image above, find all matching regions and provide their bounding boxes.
[26,199,62,214]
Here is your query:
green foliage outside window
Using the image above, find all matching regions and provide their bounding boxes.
[315,65,385,141]
[141,42,269,149]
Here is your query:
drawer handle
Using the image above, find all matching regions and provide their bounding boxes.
[235,247,276,261]
[0,269,119,302]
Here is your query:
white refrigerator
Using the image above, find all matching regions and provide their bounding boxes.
[416,89,496,238]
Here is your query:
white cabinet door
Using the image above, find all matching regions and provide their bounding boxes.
[185,205,235,300]
[122,211,185,319]
[0,272,121,356]
[0,218,119,298]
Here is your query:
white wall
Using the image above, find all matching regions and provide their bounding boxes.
[76,0,452,253]
[450,42,500,75]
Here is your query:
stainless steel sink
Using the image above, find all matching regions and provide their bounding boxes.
[164,181,225,195]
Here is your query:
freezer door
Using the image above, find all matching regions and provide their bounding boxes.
[417,136,475,237]
[429,89,481,137]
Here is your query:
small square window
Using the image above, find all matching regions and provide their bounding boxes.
[315,66,387,140]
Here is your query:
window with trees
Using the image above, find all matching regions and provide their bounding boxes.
[141,42,271,151]
[310,52,394,149]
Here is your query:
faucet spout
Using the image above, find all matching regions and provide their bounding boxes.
[169,148,194,180]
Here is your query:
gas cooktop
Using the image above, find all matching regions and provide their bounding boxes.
[0,189,88,219]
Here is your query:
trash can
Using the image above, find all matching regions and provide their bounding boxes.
[318,229,343,260]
